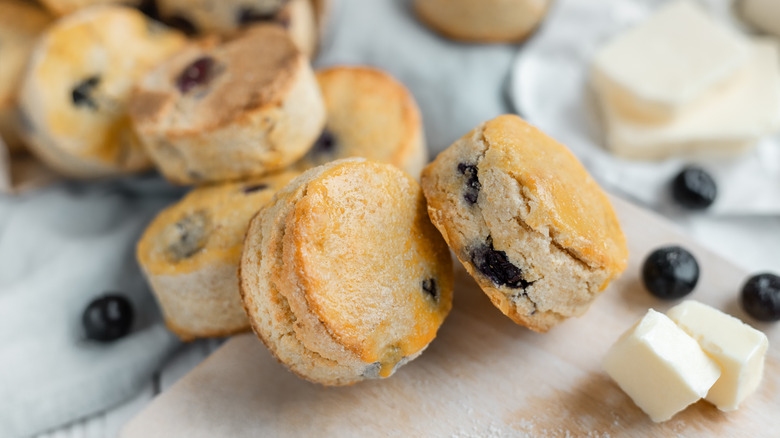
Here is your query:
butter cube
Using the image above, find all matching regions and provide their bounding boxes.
[741,0,780,39]
[598,40,780,160]
[592,0,749,122]
[667,301,769,411]
[603,309,721,422]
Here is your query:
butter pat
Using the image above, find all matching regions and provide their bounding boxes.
[592,0,749,122]
[599,40,780,160]
[602,309,721,422]
[667,301,769,411]
[741,0,780,38]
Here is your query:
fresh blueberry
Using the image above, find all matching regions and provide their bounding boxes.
[422,278,438,301]
[457,163,481,205]
[83,295,134,342]
[176,57,215,93]
[71,76,100,110]
[741,273,780,322]
[671,166,717,210]
[471,237,531,289]
[642,246,699,299]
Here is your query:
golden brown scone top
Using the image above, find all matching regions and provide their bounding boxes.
[0,0,52,107]
[137,170,299,276]
[284,160,452,374]
[481,114,628,277]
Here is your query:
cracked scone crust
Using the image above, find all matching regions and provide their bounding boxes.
[239,159,453,385]
[130,25,325,184]
[137,170,298,340]
[421,115,628,332]
[293,66,427,178]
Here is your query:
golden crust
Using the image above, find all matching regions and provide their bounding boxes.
[39,0,141,16]
[240,159,453,385]
[292,66,427,177]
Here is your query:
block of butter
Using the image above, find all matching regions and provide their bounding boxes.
[591,0,749,122]
[667,300,769,412]
[741,0,780,38]
[598,40,780,160]
[603,309,721,422]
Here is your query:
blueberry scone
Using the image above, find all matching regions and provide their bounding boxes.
[137,170,299,340]
[293,66,427,178]
[19,6,186,178]
[413,0,552,43]
[130,25,324,185]
[239,159,453,385]
[156,0,319,57]
[421,115,628,332]
[39,0,142,16]
[0,0,51,153]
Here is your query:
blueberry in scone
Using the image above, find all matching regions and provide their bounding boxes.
[239,159,453,385]
[421,114,628,332]
[137,170,299,341]
[130,25,325,185]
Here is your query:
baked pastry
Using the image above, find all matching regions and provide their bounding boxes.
[420,114,628,332]
[239,159,453,385]
[156,0,319,57]
[413,0,552,43]
[39,0,142,16]
[130,25,325,185]
[0,0,51,153]
[137,170,299,341]
[19,6,186,178]
[293,66,427,178]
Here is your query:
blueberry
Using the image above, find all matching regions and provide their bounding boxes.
[176,57,215,93]
[741,273,780,322]
[236,7,277,25]
[457,163,481,205]
[671,166,717,210]
[71,76,100,110]
[165,14,198,36]
[83,295,134,342]
[642,246,699,299]
[470,237,531,289]
[166,212,209,260]
[422,278,438,301]
[243,183,268,194]
[310,130,338,156]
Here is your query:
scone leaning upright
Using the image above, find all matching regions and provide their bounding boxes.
[130,25,325,185]
[294,66,427,178]
[19,6,186,178]
[137,171,298,341]
[421,115,628,332]
[240,159,453,385]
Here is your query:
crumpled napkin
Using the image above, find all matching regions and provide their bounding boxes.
[509,0,780,215]
[0,0,522,436]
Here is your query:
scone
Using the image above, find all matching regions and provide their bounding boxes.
[421,115,628,332]
[130,25,325,185]
[137,170,299,341]
[0,0,51,153]
[39,0,142,16]
[293,66,427,178]
[239,159,453,385]
[19,6,186,178]
[413,0,552,43]
[156,0,319,57]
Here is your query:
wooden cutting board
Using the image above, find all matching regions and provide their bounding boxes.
[121,197,780,437]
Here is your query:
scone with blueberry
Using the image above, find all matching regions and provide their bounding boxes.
[421,115,628,332]
[240,159,453,385]
[19,6,186,178]
[137,170,298,340]
[0,0,51,153]
[130,25,325,185]
[293,66,427,178]
[156,0,320,57]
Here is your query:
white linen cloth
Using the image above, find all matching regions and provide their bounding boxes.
[1,0,777,436]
